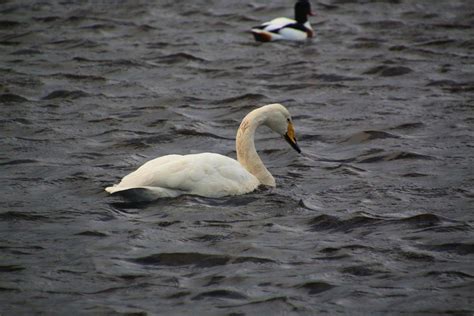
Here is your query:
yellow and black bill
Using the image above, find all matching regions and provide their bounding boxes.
[284,122,301,154]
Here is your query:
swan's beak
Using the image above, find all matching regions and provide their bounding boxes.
[284,122,301,154]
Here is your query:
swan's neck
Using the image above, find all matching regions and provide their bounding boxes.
[236,110,276,187]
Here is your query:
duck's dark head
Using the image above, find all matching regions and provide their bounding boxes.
[294,0,314,24]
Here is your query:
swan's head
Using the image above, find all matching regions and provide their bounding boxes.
[262,103,302,154]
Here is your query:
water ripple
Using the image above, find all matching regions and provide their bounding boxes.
[129,252,275,267]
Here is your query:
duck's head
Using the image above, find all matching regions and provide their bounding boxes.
[262,103,302,154]
[295,0,314,24]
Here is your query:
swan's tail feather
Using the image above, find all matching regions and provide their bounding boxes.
[105,186,116,194]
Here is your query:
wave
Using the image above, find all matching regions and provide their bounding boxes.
[0,93,28,103]
[0,265,25,272]
[210,93,268,105]
[0,211,47,221]
[355,150,434,163]
[312,73,363,82]
[264,83,320,90]
[402,172,429,177]
[389,122,425,130]
[340,264,387,276]
[129,252,275,267]
[427,80,474,93]
[11,48,42,55]
[42,89,89,100]
[192,289,248,300]
[50,73,106,81]
[295,281,334,294]
[424,270,474,279]
[33,16,61,23]
[417,243,474,255]
[72,56,145,68]
[0,286,20,293]
[363,65,413,77]
[308,214,381,233]
[172,127,231,140]
[0,159,38,166]
[308,213,450,233]
[117,134,174,148]
[79,23,116,31]
[342,130,400,144]
[398,251,434,262]
[360,20,405,29]
[75,231,108,237]
[216,296,298,311]
[48,39,101,49]
[324,163,367,176]
[0,20,22,28]
[156,53,208,64]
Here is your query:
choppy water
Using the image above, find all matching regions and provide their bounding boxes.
[1,0,473,314]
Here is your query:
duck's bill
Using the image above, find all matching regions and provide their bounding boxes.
[284,133,302,154]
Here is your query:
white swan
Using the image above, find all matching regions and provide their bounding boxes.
[105,103,301,200]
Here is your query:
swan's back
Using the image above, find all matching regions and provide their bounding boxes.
[105,153,260,199]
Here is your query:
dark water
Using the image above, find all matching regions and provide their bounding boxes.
[1,0,473,314]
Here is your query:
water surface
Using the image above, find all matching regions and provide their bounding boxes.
[1,0,473,314]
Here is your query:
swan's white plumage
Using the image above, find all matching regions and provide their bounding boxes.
[105,103,300,201]
[105,153,260,198]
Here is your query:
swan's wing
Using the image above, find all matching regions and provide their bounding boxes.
[107,153,259,198]
[110,154,201,192]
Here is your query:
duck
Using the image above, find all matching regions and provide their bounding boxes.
[251,0,314,42]
[105,103,301,201]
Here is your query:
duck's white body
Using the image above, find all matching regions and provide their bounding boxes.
[251,18,313,42]
[251,0,314,42]
[105,103,300,201]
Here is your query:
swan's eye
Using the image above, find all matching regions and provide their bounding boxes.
[287,118,291,123]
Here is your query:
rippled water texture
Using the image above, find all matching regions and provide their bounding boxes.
[1,0,473,314]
